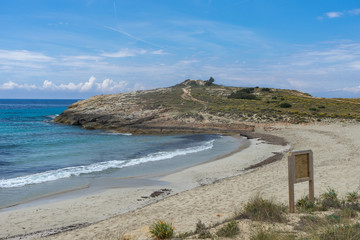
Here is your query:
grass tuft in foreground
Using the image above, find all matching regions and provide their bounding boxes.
[250,227,296,240]
[195,220,212,239]
[149,220,175,240]
[216,220,240,238]
[239,196,287,223]
[318,223,360,240]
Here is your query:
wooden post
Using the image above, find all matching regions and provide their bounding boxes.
[288,150,314,213]
[288,152,295,213]
[308,151,314,201]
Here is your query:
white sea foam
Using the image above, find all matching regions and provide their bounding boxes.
[45,114,59,119]
[100,132,132,136]
[0,140,214,188]
[0,160,126,188]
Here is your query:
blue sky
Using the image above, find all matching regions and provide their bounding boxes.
[0,0,360,98]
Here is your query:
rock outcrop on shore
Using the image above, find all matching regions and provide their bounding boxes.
[54,80,254,134]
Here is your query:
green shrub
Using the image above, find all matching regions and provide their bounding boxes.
[250,228,296,240]
[319,188,341,210]
[216,220,240,238]
[339,207,358,218]
[149,220,175,239]
[195,220,212,239]
[205,76,215,86]
[240,196,287,222]
[326,214,341,224]
[279,102,292,108]
[295,215,325,232]
[228,91,257,100]
[343,202,360,212]
[261,88,271,92]
[309,107,318,111]
[346,191,359,202]
[319,223,360,240]
[240,87,255,93]
[176,231,193,239]
[296,196,316,212]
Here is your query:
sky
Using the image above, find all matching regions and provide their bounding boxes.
[0,0,360,99]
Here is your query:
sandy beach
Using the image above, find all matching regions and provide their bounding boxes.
[0,121,359,239]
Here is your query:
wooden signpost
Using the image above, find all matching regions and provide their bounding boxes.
[288,150,314,213]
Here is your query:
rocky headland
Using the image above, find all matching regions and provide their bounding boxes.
[54,80,254,134]
[54,80,360,134]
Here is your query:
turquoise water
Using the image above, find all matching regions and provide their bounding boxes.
[0,99,243,208]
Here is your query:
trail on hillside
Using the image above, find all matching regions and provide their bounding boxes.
[181,87,207,105]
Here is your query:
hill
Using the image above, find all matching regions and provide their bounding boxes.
[54,80,360,134]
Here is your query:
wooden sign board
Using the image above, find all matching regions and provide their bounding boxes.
[295,153,310,181]
[288,150,314,213]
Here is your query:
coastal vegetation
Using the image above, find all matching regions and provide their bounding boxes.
[140,80,360,124]
[55,79,360,133]
[144,188,360,239]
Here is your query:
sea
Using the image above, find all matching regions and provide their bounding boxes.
[0,99,243,209]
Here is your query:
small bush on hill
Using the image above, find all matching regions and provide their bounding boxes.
[279,102,292,108]
[240,87,255,93]
[228,91,257,100]
[261,88,271,92]
[205,76,215,86]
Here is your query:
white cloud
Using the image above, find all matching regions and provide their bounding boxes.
[321,9,360,19]
[81,76,96,91]
[0,50,53,62]
[325,12,343,18]
[151,49,168,55]
[349,9,360,15]
[0,81,36,90]
[48,76,97,92]
[42,80,59,90]
[1,76,128,94]
[288,79,310,89]
[101,49,147,58]
[62,55,102,61]
[96,78,127,92]
[132,83,146,91]
[348,61,360,70]
[342,85,360,93]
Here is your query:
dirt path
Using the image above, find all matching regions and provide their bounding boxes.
[181,87,207,105]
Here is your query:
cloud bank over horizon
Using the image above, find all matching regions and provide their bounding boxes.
[1,1,359,98]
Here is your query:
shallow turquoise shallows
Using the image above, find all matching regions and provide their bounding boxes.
[0,99,242,208]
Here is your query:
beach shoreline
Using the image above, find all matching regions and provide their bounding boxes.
[0,131,288,239]
[0,135,246,212]
[1,121,359,240]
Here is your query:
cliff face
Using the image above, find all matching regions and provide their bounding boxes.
[54,81,254,134]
